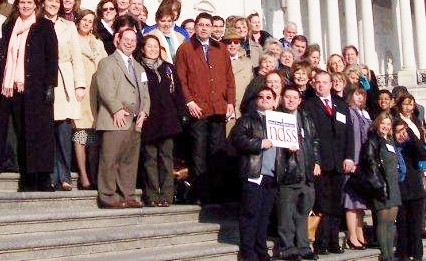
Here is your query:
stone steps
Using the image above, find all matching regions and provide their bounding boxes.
[0,205,201,235]
[0,172,420,261]
[0,172,79,192]
[0,220,234,260]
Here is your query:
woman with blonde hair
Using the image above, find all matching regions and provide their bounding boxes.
[358,112,401,260]
[43,0,86,191]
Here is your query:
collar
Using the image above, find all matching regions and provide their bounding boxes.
[117,49,133,69]
[101,19,114,34]
[319,95,332,104]
[230,54,239,61]
[197,37,210,45]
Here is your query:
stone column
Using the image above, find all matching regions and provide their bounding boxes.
[360,0,378,72]
[286,0,303,35]
[398,0,417,85]
[326,0,341,55]
[307,0,322,46]
[414,0,426,70]
[344,0,359,47]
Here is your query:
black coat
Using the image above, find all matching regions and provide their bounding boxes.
[278,109,321,185]
[140,61,185,144]
[0,17,58,173]
[359,131,401,210]
[396,129,426,200]
[94,19,115,55]
[303,94,354,172]
[230,111,284,179]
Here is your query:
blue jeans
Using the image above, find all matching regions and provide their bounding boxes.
[51,120,72,187]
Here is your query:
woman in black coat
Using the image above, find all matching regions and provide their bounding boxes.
[0,0,58,191]
[358,112,401,261]
[394,118,426,261]
[94,0,118,55]
[134,35,185,207]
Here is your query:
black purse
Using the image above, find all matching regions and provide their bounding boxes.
[346,167,387,202]
[346,141,388,202]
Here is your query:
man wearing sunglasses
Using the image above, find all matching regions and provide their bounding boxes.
[230,87,281,261]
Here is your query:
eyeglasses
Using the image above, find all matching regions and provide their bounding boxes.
[197,23,212,28]
[257,95,273,100]
[103,7,115,12]
[225,39,240,45]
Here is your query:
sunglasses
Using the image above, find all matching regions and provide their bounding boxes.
[225,39,241,45]
[103,7,115,12]
[257,95,273,100]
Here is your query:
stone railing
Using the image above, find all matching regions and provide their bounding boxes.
[417,70,426,85]
[376,74,398,89]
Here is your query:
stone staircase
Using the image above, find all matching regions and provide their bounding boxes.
[0,172,423,260]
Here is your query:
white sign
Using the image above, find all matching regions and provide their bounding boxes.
[265,110,299,149]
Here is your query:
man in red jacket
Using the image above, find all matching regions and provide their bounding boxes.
[175,12,236,204]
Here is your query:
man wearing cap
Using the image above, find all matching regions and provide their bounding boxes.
[222,28,253,135]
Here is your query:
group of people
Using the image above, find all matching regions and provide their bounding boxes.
[0,1,425,261]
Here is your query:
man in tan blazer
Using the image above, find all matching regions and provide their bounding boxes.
[96,28,150,208]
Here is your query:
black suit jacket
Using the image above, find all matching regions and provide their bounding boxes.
[303,94,354,173]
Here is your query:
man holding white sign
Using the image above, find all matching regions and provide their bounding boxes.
[230,87,283,261]
[304,71,354,255]
[276,86,321,260]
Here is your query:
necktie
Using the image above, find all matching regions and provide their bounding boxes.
[128,57,140,111]
[164,35,175,60]
[202,44,209,62]
[324,99,333,116]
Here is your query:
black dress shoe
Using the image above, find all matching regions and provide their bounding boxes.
[257,253,272,261]
[280,253,301,261]
[301,251,318,260]
[314,247,329,255]
[328,245,344,254]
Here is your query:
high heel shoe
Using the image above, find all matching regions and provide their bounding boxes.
[347,240,366,250]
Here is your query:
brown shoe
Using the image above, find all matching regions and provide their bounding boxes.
[100,200,127,209]
[125,199,144,208]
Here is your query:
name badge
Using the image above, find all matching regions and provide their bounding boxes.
[141,72,148,82]
[336,112,346,124]
[386,144,395,153]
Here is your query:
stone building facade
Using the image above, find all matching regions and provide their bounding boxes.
[79,0,426,87]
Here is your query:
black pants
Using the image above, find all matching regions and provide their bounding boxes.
[239,176,276,261]
[396,198,424,260]
[313,213,341,249]
[188,115,226,202]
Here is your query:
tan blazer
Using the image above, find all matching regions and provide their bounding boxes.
[226,55,254,136]
[53,18,86,121]
[95,51,150,131]
[73,34,107,129]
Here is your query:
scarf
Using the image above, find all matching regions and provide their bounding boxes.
[1,13,36,97]
[142,57,163,81]
[395,145,407,182]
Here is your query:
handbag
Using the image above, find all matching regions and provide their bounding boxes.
[307,211,321,242]
[346,168,387,202]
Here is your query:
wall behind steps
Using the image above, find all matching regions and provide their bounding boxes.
[81,0,262,29]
